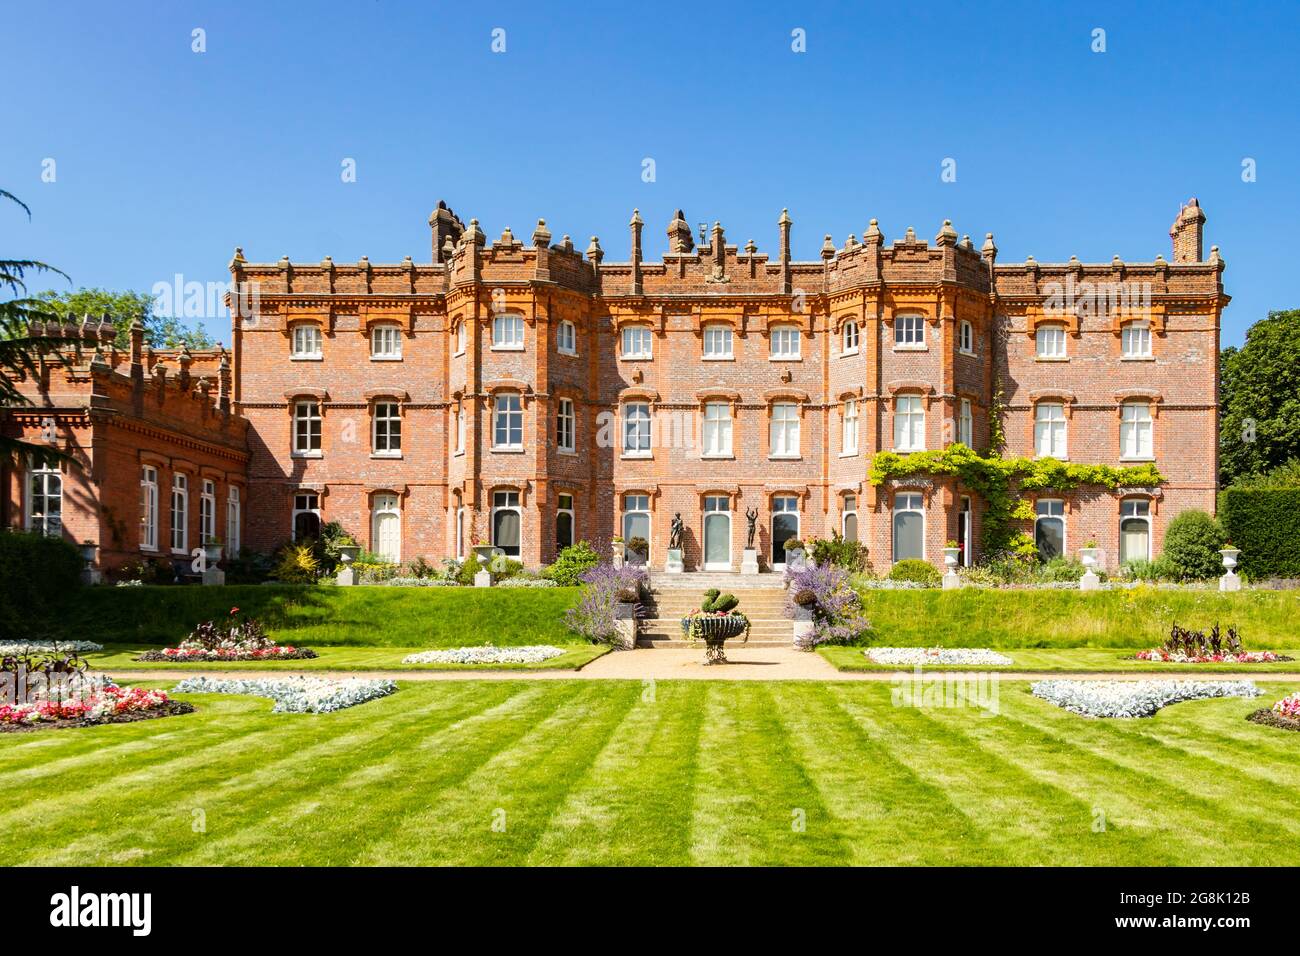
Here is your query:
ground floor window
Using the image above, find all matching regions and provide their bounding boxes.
[292,492,321,541]
[842,493,858,543]
[140,465,159,551]
[1120,498,1151,564]
[454,505,465,560]
[226,486,241,554]
[957,496,972,567]
[622,494,650,564]
[492,490,521,558]
[371,493,401,563]
[171,474,189,553]
[771,495,800,565]
[200,479,217,544]
[556,494,574,551]
[1034,499,1065,560]
[892,492,924,562]
[703,495,731,569]
[26,462,62,537]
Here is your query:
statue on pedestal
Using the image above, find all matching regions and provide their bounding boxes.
[669,512,684,551]
[745,507,759,549]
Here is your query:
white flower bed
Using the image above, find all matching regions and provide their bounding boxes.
[171,676,396,714]
[0,640,104,655]
[866,647,1014,666]
[1031,679,1261,718]
[385,577,460,587]
[402,645,565,665]
[497,577,558,588]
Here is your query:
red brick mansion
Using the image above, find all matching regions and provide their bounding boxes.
[3,199,1227,576]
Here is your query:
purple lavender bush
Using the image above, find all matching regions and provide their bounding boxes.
[564,562,648,644]
[784,563,871,649]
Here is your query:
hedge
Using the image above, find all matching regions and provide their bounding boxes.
[1219,487,1300,580]
[0,531,82,643]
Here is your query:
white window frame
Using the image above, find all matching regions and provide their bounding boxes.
[771,495,801,568]
[556,493,575,552]
[894,315,926,349]
[1034,402,1068,459]
[290,323,322,360]
[1034,499,1067,560]
[892,492,925,563]
[140,465,159,552]
[702,494,732,571]
[455,404,466,455]
[557,320,577,356]
[1120,498,1152,563]
[170,473,189,554]
[622,402,652,457]
[491,490,522,557]
[26,462,62,537]
[454,321,466,356]
[1036,323,1068,360]
[893,395,926,452]
[1122,320,1152,359]
[841,320,859,356]
[769,325,801,360]
[200,478,217,545]
[370,323,402,360]
[493,393,524,451]
[557,398,576,453]
[621,494,651,562]
[372,401,402,457]
[291,492,321,542]
[842,493,858,542]
[841,400,859,456]
[371,493,402,563]
[226,485,241,555]
[703,323,734,360]
[1120,401,1154,460]
[292,400,322,457]
[702,402,733,458]
[621,325,653,360]
[958,320,974,355]
[492,314,525,350]
[958,398,974,448]
[769,402,801,458]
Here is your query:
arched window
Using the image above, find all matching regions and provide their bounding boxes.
[841,400,859,455]
[958,320,974,354]
[454,321,466,356]
[292,492,320,542]
[492,314,525,349]
[621,494,650,564]
[226,486,241,555]
[556,493,575,552]
[958,398,974,448]
[1036,323,1068,359]
[1120,498,1151,564]
[371,493,401,563]
[370,323,402,359]
[771,495,800,566]
[26,462,62,537]
[140,466,159,551]
[492,490,521,557]
[170,473,189,553]
[1034,402,1067,459]
[892,493,924,562]
[842,320,859,355]
[842,493,858,543]
[200,479,217,545]
[1034,499,1066,560]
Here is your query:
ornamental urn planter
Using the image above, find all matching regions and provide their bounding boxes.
[79,541,101,586]
[785,548,807,571]
[681,613,749,665]
[1078,546,1101,591]
[1219,548,1242,592]
[942,547,961,569]
[336,545,360,586]
[203,542,223,566]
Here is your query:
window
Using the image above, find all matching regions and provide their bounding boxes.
[371,493,401,563]
[292,492,320,541]
[1120,402,1154,459]
[454,321,466,356]
[1036,323,1068,359]
[772,495,800,565]
[455,405,466,454]
[622,494,650,564]
[140,466,159,551]
[770,325,801,360]
[842,320,859,355]
[958,320,974,354]
[703,494,731,569]
[493,393,523,450]
[492,314,525,349]
[291,324,322,359]
[372,401,402,456]
[492,490,521,557]
[703,323,733,359]
[557,398,576,452]
[293,400,322,455]
[170,473,188,553]
[370,323,402,359]
[621,325,653,359]
[200,479,217,544]
[958,398,974,448]
[1034,499,1065,560]
[1122,320,1152,358]
[226,486,241,555]
[622,403,652,456]
[841,400,859,455]
[26,463,62,537]
[1120,499,1151,564]
[454,506,466,560]
[894,315,925,348]
[769,402,800,457]
[556,493,574,551]
[1034,402,1068,459]
[702,402,733,457]
[557,320,577,355]
[892,492,924,562]
[842,493,858,543]
[893,395,925,451]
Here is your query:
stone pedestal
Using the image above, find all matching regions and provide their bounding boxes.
[80,568,103,586]
[202,567,226,586]
[741,548,760,575]
[474,569,492,588]
[613,602,638,650]
[1079,570,1101,591]
[664,548,684,573]
[942,570,961,590]
[791,605,815,650]
[1219,571,1242,592]
[336,566,356,587]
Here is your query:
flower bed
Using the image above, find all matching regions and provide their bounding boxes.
[0,640,104,656]
[1133,649,1292,664]
[866,647,1014,666]
[135,607,318,662]
[0,682,190,733]
[497,577,559,588]
[401,645,565,665]
[1031,679,1261,718]
[171,676,395,714]
[1246,691,1300,732]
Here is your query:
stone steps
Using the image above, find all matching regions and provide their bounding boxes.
[635,639,790,649]
[649,573,785,590]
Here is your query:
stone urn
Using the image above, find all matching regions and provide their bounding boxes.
[1078,545,1101,591]
[942,546,961,569]
[682,613,749,665]
[1219,547,1241,572]
[1219,547,1242,592]
[1079,546,1099,570]
[336,544,361,586]
[203,541,224,566]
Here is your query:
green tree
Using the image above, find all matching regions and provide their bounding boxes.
[1220,310,1300,486]
[1161,509,1225,580]
[35,287,214,349]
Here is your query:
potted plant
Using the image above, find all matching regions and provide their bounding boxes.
[1219,542,1241,572]
[336,536,360,566]
[1079,539,1099,570]
[681,589,750,664]
[943,540,961,569]
[626,536,649,566]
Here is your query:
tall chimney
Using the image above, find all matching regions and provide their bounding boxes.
[1170,197,1206,263]
[629,209,644,294]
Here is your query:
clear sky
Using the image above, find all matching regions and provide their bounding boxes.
[2,0,1296,347]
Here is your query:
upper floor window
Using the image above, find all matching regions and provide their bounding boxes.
[372,401,402,456]
[842,320,859,355]
[455,405,466,454]
[492,314,525,350]
[557,320,577,355]
[140,465,159,551]
[621,325,653,359]
[703,324,733,359]
[293,400,322,455]
[26,462,62,537]
[454,321,466,356]
[1122,320,1152,358]
[702,402,733,457]
[958,398,973,448]
[959,320,974,354]
[370,323,402,360]
[557,398,576,452]
[894,315,925,348]
[769,402,800,457]
[291,323,322,359]
[770,325,801,360]
[842,400,859,455]
[622,402,652,456]
[1034,402,1067,459]
[493,393,523,450]
[893,395,925,451]
[1036,323,1068,359]
[1120,402,1154,459]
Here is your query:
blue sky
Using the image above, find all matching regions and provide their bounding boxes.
[2,0,1296,347]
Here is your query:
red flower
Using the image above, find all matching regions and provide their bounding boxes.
[230,607,240,616]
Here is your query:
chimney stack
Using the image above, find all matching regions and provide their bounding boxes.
[1170,197,1206,263]
[429,200,465,263]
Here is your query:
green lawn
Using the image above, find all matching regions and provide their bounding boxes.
[84,643,608,672]
[854,587,1300,647]
[820,645,1300,673]
[4,679,1298,866]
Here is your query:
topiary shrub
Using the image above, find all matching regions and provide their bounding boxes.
[887,559,941,586]
[701,588,739,613]
[1161,509,1226,580]
[543,541,600,587]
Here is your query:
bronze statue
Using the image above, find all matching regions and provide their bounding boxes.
[745,507,758,549]
[669,512,684,551]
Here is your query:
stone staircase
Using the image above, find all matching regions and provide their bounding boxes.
[638,574,792,648]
